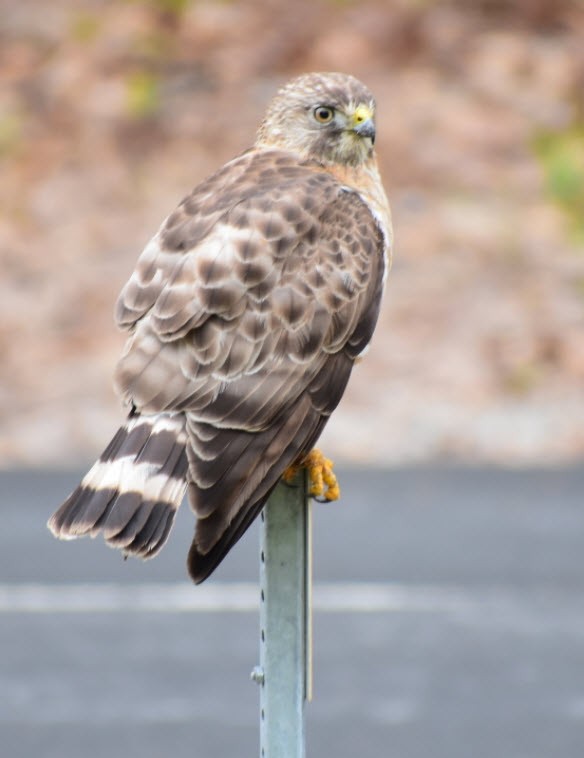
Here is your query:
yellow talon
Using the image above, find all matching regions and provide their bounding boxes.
[282,448,340,502]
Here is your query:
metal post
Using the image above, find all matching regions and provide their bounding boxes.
[252,471,313,758]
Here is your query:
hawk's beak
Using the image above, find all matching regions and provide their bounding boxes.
[351,105,376,143]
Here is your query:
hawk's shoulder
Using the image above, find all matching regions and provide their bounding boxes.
[115,148,386,332]
[113,147,387,421]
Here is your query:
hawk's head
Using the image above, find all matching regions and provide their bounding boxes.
[256,72,377,167]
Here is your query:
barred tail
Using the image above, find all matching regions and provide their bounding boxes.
[48,413,188,559]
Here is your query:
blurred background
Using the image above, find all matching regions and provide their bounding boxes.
[2,4,584,758]
[1,0,583,466]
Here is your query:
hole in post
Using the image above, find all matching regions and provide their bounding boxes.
[261,709,265,721]
[261,589,264,602]
[261,629,265,642]
[261,550,265,563]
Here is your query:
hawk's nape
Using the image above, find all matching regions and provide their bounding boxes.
[48,72,392,583]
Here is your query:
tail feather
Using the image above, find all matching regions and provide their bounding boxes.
[105,493,159,549]
[127,502,175,557]
[48,413,188,559]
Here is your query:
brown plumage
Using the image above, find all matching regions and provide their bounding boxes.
[48,72,392,583]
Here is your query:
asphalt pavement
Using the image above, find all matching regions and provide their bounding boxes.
[1,466,583,758]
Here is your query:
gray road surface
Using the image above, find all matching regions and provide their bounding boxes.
[1,466,583,758]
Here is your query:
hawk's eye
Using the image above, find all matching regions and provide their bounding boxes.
[313,106,334,124]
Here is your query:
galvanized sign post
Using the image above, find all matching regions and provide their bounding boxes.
[252,471,313,758]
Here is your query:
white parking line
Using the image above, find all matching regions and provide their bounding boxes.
[0,581,471,614]
[0,580,568,617]
[1,582,582,638]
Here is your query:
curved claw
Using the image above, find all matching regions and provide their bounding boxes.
[282,448,340,501]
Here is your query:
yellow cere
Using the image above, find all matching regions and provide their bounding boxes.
[352,104,373,127]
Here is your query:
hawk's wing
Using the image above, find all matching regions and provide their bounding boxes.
[114,148,386,581]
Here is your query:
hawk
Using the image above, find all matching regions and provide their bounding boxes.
[48,72,392,583]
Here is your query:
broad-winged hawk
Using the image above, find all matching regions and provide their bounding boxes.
[48,72,392,583]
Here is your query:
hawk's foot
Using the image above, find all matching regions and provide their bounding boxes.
[282,448,340,501]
